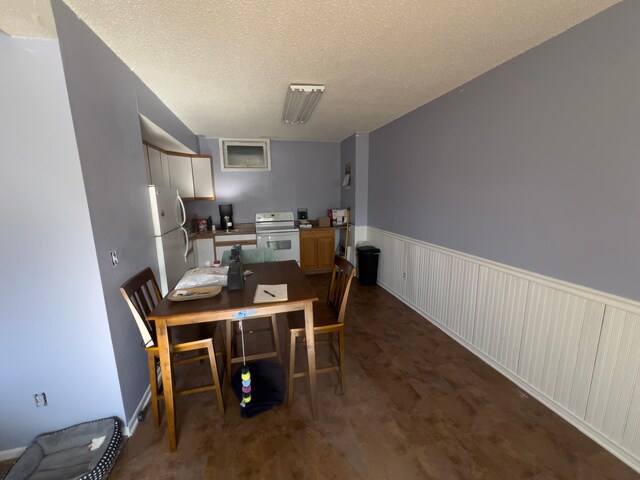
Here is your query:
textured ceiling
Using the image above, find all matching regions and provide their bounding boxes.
[0,0,57,39]
[62,0,618,142]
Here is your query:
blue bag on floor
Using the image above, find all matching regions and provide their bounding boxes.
[231,360,286,418]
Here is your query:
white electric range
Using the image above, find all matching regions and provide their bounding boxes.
[255,212,300,264]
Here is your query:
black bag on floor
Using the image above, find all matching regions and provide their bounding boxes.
[231,360,286,418]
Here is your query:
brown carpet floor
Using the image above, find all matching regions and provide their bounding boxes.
[3,274,637,479]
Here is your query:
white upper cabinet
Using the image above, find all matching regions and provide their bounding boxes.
[143,145,151,181]
[147,145,165,187]
[160,151,170,187]
[144,144,215,199]
[191,156,215,198]
[167,154,194,198]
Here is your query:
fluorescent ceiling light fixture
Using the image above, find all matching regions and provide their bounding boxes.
[282,84,325,125]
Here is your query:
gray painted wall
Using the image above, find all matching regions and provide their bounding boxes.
[52,1,198,423]
[368,1,640,300]
[339,133,369,226]
[354,133,370,226]
[0,34,123,450]
[340,135,356,220]
[187,138,341,223]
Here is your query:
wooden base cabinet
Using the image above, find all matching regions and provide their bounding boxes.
[300,229,335,272]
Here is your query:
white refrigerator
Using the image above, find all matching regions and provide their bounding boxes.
[148,186,194,295]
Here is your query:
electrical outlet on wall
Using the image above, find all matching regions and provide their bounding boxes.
[34,392,48,407]
[109,250,118,268]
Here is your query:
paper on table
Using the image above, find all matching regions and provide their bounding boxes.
[253,284,288,303]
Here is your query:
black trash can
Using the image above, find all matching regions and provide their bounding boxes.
[357,245,380,286]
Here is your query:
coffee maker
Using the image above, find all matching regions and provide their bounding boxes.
[219,204,233,231]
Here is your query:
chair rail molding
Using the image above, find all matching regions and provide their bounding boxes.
[365,225,640,474]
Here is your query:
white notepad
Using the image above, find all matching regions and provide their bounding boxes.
[253,284,288,303]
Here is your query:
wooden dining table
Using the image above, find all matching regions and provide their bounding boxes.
[147,260,320,451]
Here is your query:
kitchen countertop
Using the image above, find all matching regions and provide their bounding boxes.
[192,223,256,239]
[191,221,345,240]
[299,225,345,230]
[188,220,345,265]
[296,220,347,230]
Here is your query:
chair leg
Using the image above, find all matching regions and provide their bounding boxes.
[339,330,346,394]
[148,352,160,428]
[206,340,225,414]
[271,314,281,363]
[288,331,298,406]
[226,319,233,380]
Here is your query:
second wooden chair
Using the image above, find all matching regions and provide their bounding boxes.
[287,255,356,405]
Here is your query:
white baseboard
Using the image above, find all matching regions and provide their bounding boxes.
[0,384,152,460]
[123,384,152,437]
[0,446,26,462]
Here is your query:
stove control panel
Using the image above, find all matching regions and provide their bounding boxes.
[255,212,295,223]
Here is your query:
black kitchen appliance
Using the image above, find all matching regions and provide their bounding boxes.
[219,204,234,231]
[297,208,308,221]
[227,244,244,291]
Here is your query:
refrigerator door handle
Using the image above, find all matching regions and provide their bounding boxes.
[177,193,186,227]
[181,227,189,261]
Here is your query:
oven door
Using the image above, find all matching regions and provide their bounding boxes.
[256,231,300,264]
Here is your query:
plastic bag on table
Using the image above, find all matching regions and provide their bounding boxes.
[175,266,229,288]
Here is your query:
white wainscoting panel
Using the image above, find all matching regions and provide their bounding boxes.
[368,229,405,296]
[586,307,640,453]
[423,249,451,325]
[473,266,529,373]
[366,226,640,472]
[517,283,604,419]
[349,225,368,265]
[404,242,430,314]
[623,368,640,459]
[442,256,478,343]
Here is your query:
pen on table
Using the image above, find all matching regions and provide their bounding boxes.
[263,289,276,298]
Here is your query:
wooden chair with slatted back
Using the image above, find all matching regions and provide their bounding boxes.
[120,268,225,426]
[286,255,356,405]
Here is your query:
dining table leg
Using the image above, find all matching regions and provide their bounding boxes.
[156,320,177,451]
[304,301,318,419]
